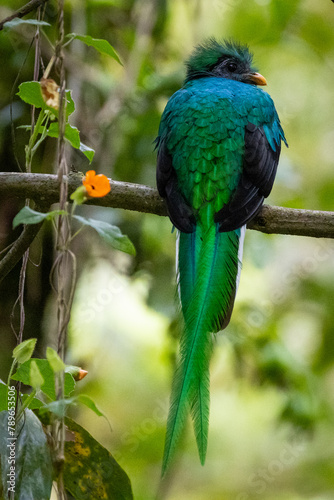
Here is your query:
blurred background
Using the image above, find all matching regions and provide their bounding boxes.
[1,0,334,498]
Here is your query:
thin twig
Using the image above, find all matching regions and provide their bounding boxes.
[31,4,42,133]
[17,251,29,344]
[53,1,68,498]
[0,217,44,282]
[10,14,46,454]
[10,37,35,173]
[0,0,50,30]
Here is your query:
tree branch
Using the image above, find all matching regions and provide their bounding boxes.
[0,220,43,283]
[0,171,166,215]
[0,0,50,31]
[0,172,334,240]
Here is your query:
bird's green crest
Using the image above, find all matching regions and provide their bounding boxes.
[185,38,255,81]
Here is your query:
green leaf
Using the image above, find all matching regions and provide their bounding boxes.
[13,207,46,227]
[65,123,81,148]
[13,338,37,364]
[0,380,42,412]
[70,185,88,205]
[17,81,46,109]
[12,359,75,400]
[0,380,11,412]
[0,386,6,412]
[17,83,75,117]
[46,347,65,373]
[39,398,74,418]
[39,394,109,425]
[21,393,44,410]
[64,418,133,500]
[76,394,104,417]
[4,18,51,29]
[0,410,53,500]
[30,360,44,389]
[73,215,136,256]
[43,122,80,147]
[80,142,95,163]
[67,33,122,65]
[65,89,76,118]
[13,206,67,229]
[76,394,113,433]
[44,122,94,161]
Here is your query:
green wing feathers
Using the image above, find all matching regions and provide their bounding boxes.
[162,226,243,474]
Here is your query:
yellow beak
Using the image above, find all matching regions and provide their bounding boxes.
[248,72,267,86]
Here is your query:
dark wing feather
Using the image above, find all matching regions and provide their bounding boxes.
[214,123,281,232]
[157,141,195,233]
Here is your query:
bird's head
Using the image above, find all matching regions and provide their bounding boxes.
[185,38,267,86]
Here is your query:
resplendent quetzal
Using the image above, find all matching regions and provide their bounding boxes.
[155,39,287,474]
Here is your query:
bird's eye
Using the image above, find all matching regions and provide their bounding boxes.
[226,62,237,72]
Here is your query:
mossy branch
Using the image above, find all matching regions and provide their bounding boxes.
[0,171,334,283]
[1,172,334,237]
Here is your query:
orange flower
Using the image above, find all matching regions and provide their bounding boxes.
[82,170,111,198]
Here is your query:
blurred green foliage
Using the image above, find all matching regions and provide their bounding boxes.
[1,0,334,498]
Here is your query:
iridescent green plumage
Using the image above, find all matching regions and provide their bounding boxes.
[156,39,287,474]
